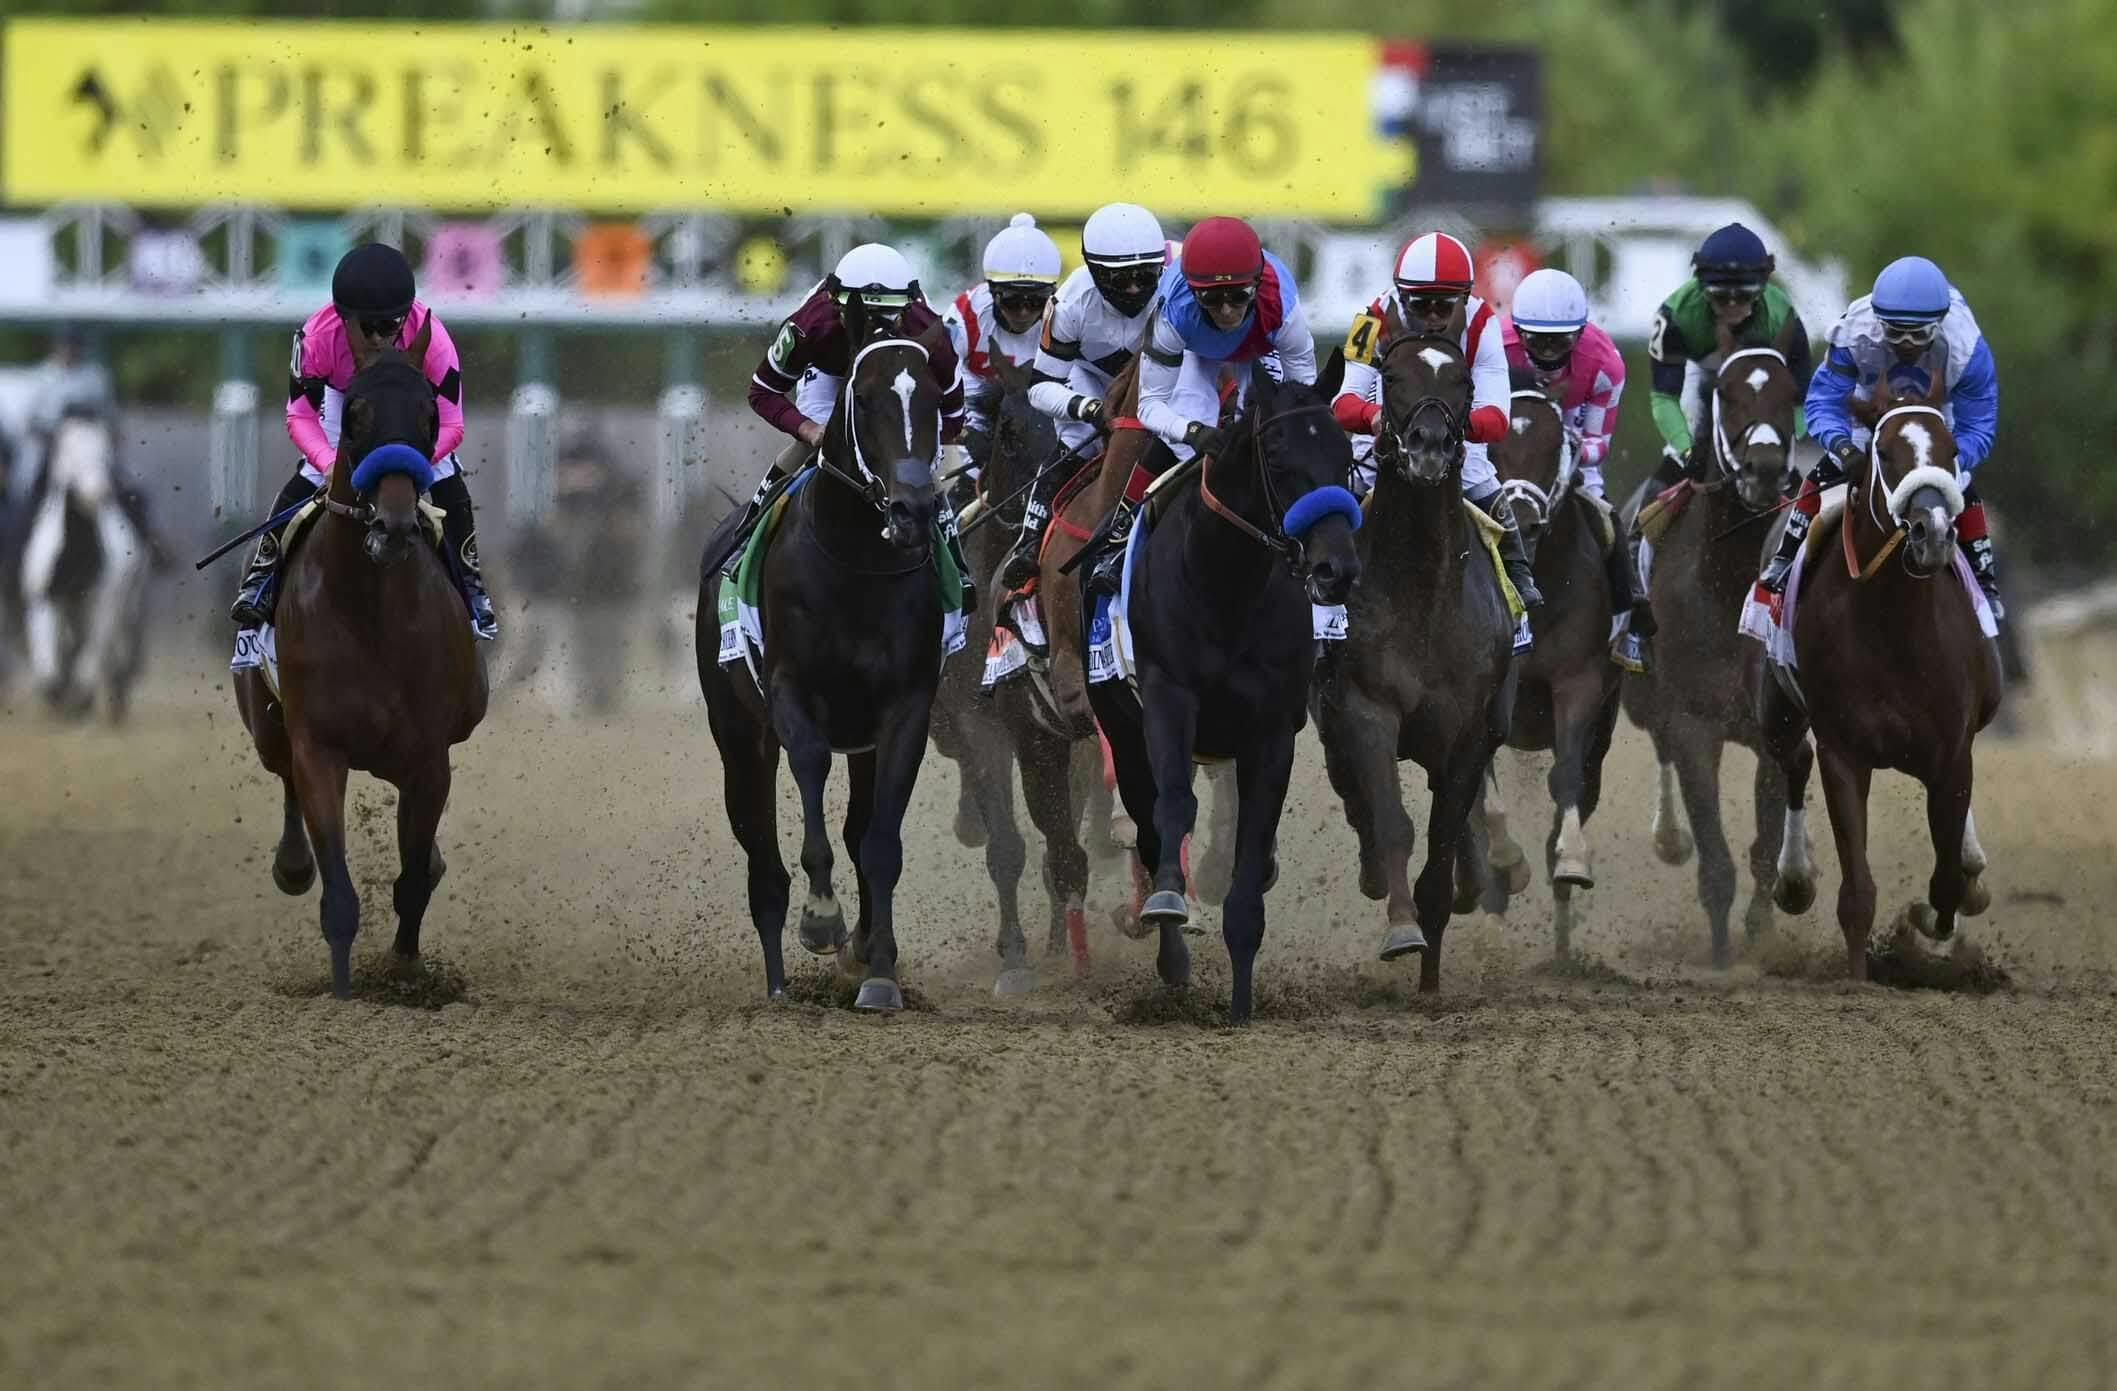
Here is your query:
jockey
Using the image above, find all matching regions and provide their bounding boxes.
[1755,255,2003,616]
[230,243,496,640]
[1501,267,1647,670]
[725,242,969,590]
[1331,230,1542,610]
[1085,215,1315,600]
[1001,201,1170,591]
[945,213,1062,477]
[1642,223,1813,493]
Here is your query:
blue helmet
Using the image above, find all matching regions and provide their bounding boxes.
[1871,256,1952,323]
[1693,223,1774,286]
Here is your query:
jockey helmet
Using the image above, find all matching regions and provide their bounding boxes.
[1692,223,1774,290]
[983,213,1061,329]
[1394,232,1476,296]
[1871,255,1952,325]
[1511,268,1590,372]
[828,243,921,313]
[332,243,417,328]
[1082,202,1168,318]
[1182,217,1264,291]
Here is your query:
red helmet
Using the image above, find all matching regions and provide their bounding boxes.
[1394,232,1475,295]
[1181,217,1264,289]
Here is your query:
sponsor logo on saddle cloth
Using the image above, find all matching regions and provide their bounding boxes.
[1085,505,1350,694]
[230,494,449,689]
[1736,484,1997,667]
[715,467,970,690]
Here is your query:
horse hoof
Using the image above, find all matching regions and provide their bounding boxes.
[1108,813,1137,851]
[1452,878,1482,916]
[1111,901,1153,941]
[1505,858,1534,895]
[384,951,424,983]
[1553,857,1593,891]
[994,966,1037,998]
[1774,874,1816,916]
[1654,826,1695,867]
[798,906,846,956]
[954,806,988,850]
[1378,922,1428,961]
[1358,862,1387,901]
[273,856,316,896]
[1900,900,1948,942]
[1961,873,1992,918]
[1140,890,1189,930]
[767,987,788,1002]
[854,978,904,1012]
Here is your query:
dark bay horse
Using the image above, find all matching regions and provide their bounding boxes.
[1760,374,2001,977]
[233,319,488,998]
[1314,331,1514,992]
[1089,362,1362,1023]
[1485,385,1624,958]
[1619,321,1803,965]
[928,374,1094,993]
[698,334,948,1011]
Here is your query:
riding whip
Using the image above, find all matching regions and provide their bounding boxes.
[192,490,320,571]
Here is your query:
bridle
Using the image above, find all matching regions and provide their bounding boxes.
[1197,396,1350,578]
[817,336,938,517]
[1497,388,1574,535]
[1846,402,1961,581]
[1703,347,1793,501]
[1376,333,1467,481]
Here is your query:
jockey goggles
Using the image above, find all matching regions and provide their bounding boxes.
[991,283,1054,316]
[1519,328,1581,366]
[1879,317,1944,347]
[1400,289,1466,320]
[1705,282,1762,306]
[357,312,408,341]
[1195,282,1257,311]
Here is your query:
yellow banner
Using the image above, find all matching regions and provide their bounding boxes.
[0,20,1411,218]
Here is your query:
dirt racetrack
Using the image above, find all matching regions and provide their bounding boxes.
[6,653,2117,1389]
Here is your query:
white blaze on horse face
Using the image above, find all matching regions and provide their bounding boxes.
[1417,346,1454,376]
[1747,424,1783,449]
[1511,414,1530,435]
[1900,419,1935,472]
[891,368,918,454]
[1746,366,1772,395]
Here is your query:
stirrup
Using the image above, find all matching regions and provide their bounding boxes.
[1611,628,1647,674]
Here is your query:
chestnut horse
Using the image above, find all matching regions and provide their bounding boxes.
[233,319,488,997]
[1758,372,2001,977]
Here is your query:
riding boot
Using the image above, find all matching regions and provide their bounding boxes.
[1603,524,1649,673]
[430,471,497,641]
[936,490,976,615]
[997,450,1071,593]
[1087,452,1169,602]
[1757,497,1814,599]
[1959,501,2003,622]
[230,470,318,628]
[1476,490,1543,610]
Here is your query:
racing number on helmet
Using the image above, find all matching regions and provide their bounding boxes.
[1344,312,1383,367]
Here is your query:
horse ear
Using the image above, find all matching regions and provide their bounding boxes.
[1445,300,1468,342]
[347,320,378,373]
[1248,360,1274,407]
[1773,312,1802,362]
[842,293,869,348]
[1318,346,1345,401]
[1713,317,1738,361]
[1924,348,1950,407]
[407,311,432,366]
[1850,378,1886,428]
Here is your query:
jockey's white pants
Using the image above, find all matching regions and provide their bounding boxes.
[21,493,144,692]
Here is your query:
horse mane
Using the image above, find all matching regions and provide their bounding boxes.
[1102,353,1141,418]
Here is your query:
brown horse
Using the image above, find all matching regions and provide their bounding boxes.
[1759,373,2001,977]
[1619,319,1803,966]
[233,319,488,998]
[1314,330,1514,992]
[928,370,1094,993]
[1485,386,1625,958]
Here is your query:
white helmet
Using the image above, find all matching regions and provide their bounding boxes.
[1081,202,1168,317]
[830,242,919,309]
[1511,268,1589,371]
[983,212,1061,288]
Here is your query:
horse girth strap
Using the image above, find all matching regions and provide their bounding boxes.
[1842,498,1906,582]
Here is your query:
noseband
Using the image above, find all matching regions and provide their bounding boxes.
[1377,335,1468,480]
[1847,403,1962,581]
[1497,388,1573,535]
[1197,400,1355,577]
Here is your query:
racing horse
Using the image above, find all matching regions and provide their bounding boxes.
[1484,385,1624,959]
[233,318,488,998]
[1313,327,1515,993]
[929,372,1094,992]
[1089,360,1362,1023]
[14,409,153,721]
[1758,372,2001,977]
[1619,319,1804,966]
[697,327,949,1011]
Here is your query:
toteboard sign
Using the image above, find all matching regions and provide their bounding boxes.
[0,20,1424,219]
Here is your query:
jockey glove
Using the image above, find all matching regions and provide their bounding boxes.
[1070,396,1105,427]
[1185,421,1229,460]
[1827,438,1862,475]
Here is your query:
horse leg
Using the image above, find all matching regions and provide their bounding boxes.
[1317,707,1384,903]
[1322,694,1421,959]
[843,749,879,974]
[1193,762,1237,905]
[1099,706,1163,945]
[777,705,845,967]
[273,779,317,896]
[387,759,451,968]
[1484,755,1532,896]
[850,699,935,1012]
[1096,729,1135,854]
[707,681,792,997]
[1138,686,1201,923]
[1223,732,1297,1024]
[1412,744,1491,993]
[1743,748,1788,941]
[1903,751,1974,946]
[1019,730,1091,977]
[289,737,358,998]
[953,769,989,849]
[1816,745,1876,979]
[1546,672,1601,891]
[1758,675,1817,917]
[1650,739,1695,866]
[1668,721,1737,967]
[1960,807,1992,918]
[1457,777,1505,917]
[967,739,1035,995]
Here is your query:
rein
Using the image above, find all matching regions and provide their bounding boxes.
[1844,403,1953,582]
[1197,401,1340,567]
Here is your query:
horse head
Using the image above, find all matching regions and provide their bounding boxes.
[1708,318,1801,510]
[1852,367,1960,577]
[1210,362,1363,605]
[341,315,440,567]
[1491,384,1568,540]
[824,337,942,553]
[1378,325,1471,487]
